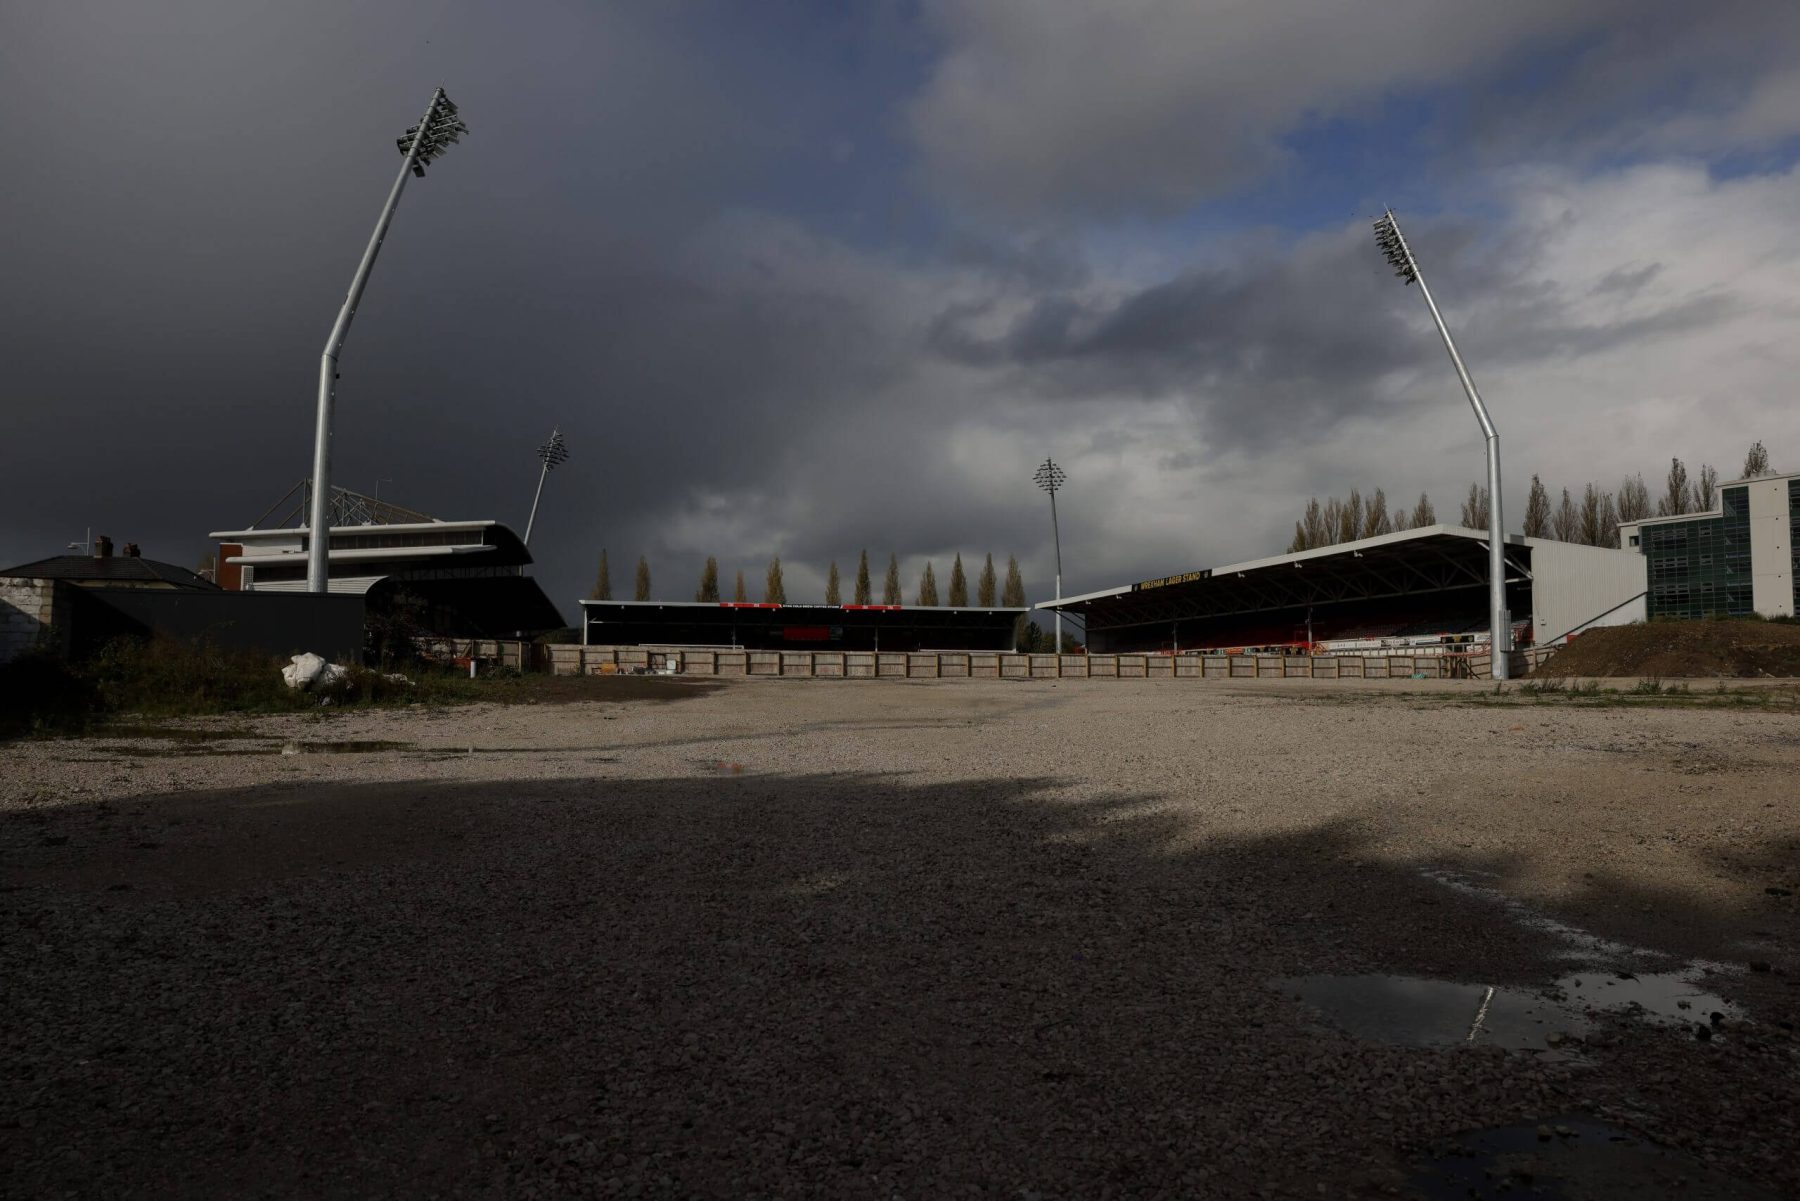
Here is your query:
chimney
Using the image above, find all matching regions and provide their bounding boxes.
[123,543,141,558]
[95,535,114,559]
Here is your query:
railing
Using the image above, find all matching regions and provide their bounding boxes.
[543,644,1565,681]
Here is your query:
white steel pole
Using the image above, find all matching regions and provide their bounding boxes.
[1049,486,1063,655]
[1377,211,1511,679]
[306,89,446,593]
[524,460,550,545]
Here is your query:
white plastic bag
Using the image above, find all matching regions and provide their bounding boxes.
[282,653,349,691]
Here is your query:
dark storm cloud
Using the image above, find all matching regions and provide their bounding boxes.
[3,1,1795,616]
[0,1,926,606]
[926,217,1743,456]
[929,232,1437,448]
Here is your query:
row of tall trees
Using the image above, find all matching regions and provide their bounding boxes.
[1287,489,1437,551]
[1289,441,1777,553]
[587,548,1030,607]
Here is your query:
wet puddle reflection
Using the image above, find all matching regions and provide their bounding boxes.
[1277,970,1738,1052]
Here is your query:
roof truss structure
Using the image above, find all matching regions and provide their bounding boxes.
[1064,535,1531,633]
[250,480,436,530]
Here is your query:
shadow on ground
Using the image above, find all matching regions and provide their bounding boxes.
[3,771,1794,1198]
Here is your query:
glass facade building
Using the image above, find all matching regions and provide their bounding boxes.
[1623,473,1800,621]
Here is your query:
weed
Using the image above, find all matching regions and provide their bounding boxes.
[0,637,492,740]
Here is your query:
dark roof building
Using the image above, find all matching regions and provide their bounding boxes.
[1,539,217,591]
[211,483,565,637]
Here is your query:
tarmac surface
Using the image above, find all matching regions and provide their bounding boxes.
[3,677,1797,1198]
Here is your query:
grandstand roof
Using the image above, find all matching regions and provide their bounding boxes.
[1040,526,1531,629]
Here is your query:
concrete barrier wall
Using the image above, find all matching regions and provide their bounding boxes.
[544,643,1563,681]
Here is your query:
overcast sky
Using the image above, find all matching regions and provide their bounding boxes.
[4,1,1798,614]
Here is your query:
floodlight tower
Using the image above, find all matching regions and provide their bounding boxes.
[306,88,470,593]
[523,428,568,545]
[1372,209,1511,679]
[1034,458,1067,654]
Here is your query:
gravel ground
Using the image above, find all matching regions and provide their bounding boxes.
[3,677,1797,1199]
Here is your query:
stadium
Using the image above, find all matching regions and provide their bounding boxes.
[1038,524,1647,658]
[577,600,1026,652]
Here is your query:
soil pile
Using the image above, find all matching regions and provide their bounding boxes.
[1537,620,1800,677]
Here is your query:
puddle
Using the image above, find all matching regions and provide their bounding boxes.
[1278,971,1738,1051]
[280,740,414,755]
[1280,975,1580,1051]
[1410,1115,1778,1200]
[88,739,615,759]
[1546,971,1739,1029]
[91,743,265,758]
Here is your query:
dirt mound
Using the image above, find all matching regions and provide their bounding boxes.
[1536,620,1800,677]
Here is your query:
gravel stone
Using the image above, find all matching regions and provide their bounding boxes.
[2,678,1796,1197]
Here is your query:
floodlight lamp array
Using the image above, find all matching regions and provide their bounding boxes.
[1034,459,1066,495]
[538,430,569,471]
[1372,211,1417,285]
[396,91,469,177]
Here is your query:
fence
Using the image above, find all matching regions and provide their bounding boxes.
[540,643,1562,681]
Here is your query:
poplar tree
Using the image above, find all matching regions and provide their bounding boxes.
[1695,464,1719,512]
[634,556,651,601]
[1341,489,1364,543]
[825,561,841,605]
[1522,476,1552,538]
[590,549,612,600]
[1003,557,1028,650]
[1361,489,1392,538]
[1459,484,1490,530]
[947,554,968,606]
[1657,457,1690,517]
[734,570,747,603]
[1742,441,1772,478]
[1552,487,1580,542]
[1616,474,1652,523]
[1304,498,1328,547]
[854,550,872,605]
[1596,492,1620,547]
[764,557,786,604]
[1321,499,1345,546]
[1577,485,1610,547]
[916,562,939,606]
[977,553,997,607]
[1410,493,1436,527]
[695,556,719,602]
[881,554,902,605]
[1002,556,1025,607]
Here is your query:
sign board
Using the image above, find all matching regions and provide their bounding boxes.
[1132,569,1210,592]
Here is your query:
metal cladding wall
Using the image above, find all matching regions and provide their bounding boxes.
[1522,538,1647,644]
[65,588,366,662]
[580,602,1027,652]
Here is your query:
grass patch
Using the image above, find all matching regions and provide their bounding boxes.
[0,638,489,740]
[1466,679,1800,711]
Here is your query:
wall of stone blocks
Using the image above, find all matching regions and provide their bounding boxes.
[0,578,62,664]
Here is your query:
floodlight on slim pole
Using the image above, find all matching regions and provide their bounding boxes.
[1034,458,1067,654]
[1373,209,1510,678]
[305,87,469,592]
[523,428,568,546]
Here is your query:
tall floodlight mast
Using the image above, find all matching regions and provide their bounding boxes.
[305,88,470,592]
[1372,210,1511,679]
[1034,458,1067,654]
[523,428,568,545]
